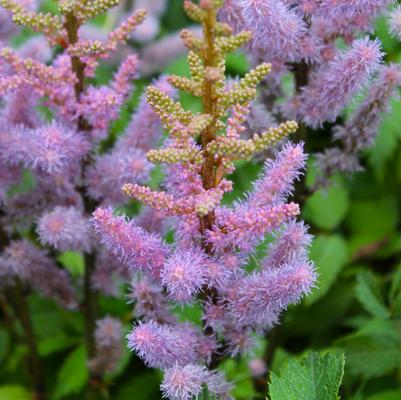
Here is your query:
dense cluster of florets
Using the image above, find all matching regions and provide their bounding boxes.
[220,0,401,184]
[1,0,399,399]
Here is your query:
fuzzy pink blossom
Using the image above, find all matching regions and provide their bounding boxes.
[161,248,208,304]
[0,122,90,173]
[300,37,383,127]
[127,320,199,369]
[86,148,152,203]
[238,0,306,61]
[228,262,316,327]
[37,206,91,252]
[247,142,306,208]
[92,206,167,275]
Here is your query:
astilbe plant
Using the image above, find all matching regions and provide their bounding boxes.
[219,0,401,185]
[91,1,316,398]
[0,0,162,398]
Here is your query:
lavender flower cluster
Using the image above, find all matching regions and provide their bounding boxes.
[2,0,399,399]
[220,0,401,183]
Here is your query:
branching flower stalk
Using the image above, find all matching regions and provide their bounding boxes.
[93,1,316,398]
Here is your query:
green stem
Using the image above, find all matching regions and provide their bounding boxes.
[9,281,46,400]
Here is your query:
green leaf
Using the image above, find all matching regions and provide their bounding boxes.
[366,390,401,400]
[346,196,399,244]
[303,182,350,230]
[269,352,345,400]
[390,262,401,302]
[355,271,389,319]
[58,251,84,277]
[336,319,401,379]
[226,51,249,75]
[38,334,78,357]
[0,328,9,363]
[54,345,88,399]
[306,235,349,305]
[368,98,401,180]
[0,386,31,400]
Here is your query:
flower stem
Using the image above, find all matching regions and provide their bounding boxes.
[9,280,46,400]
[64,13,101,398]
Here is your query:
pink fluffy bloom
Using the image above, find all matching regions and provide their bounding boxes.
[262,221,312,269]
[318,0,391,18]
[95,316,123,347]
[85,148,152,203]
[129,275,174,323]
[247,142,307,208]
[316,64,401,181]
[92,206,167,275]
[228,262,316,327]
[161,363,232,400]
[77,86,123,136]
[127,320,198,369]
[210,202,300,251]
[202,301,227,333]
[161,364,208,400]
[389,6,401,40]
[36,206,92,252]
[161,248,208,304]
[90,316,123,375]
[335,64,401,153]
[0,87,42,128]
[225,327,256,357]
[300,37,383,127]
[111,54,139,97]
[238,0,306,61]
[0,122,90,173]
[2,240,77,308]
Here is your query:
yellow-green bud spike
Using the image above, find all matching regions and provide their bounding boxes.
[183,0,206,23]
[188,114,213,136]
[180,29,204,54]
[252,121,299,152]
[207,137,256,160]
[0,0,63,36]
[147,147,203,165]
[146,86,193,127]
[188,51,204,82]
[167,75,202,97]
[215,22,233,37]
[216,31,252,55]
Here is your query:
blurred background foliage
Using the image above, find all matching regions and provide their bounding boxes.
[1,0,401,399]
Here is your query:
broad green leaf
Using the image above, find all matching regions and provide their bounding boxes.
[306,235,349,305]
[355,271,389,319]
[38,334,78,357]
[304,183,350,230]
[0,386,31,400]
[390,262,401,302]
[346,196,399,240]
[58,251,84,277]
[54,345,88,399]
[269,352,345,400]
[368,99,401,180]
[336,319,401,379]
